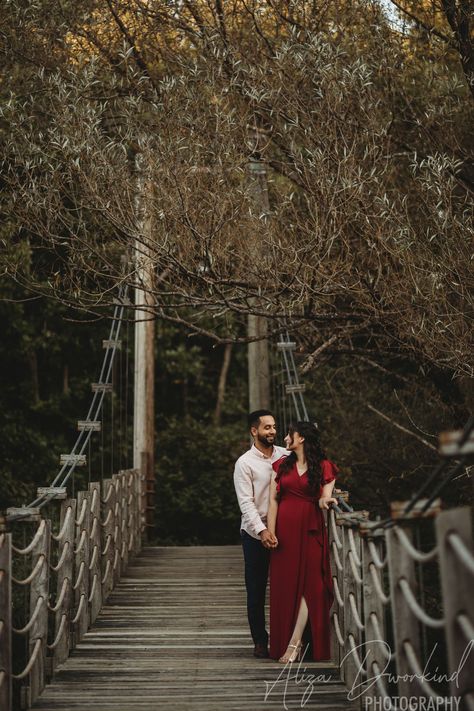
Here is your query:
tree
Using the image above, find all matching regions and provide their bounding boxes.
[388,0,474,99]
[1,1,472,512]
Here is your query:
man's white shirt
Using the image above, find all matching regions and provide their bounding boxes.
[233,444,288,540]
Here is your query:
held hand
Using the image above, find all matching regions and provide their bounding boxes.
[259,529,278,549]
[319,496,338,510]
[268,534,278,549]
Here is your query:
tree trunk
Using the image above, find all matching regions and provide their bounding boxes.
[441,0,474,100]
[28,349,40,405]
[214,343,232,426]
[248,314,271,411]
[63,364,69,396]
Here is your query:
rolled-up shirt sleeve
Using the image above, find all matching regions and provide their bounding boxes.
[233,459,267,536]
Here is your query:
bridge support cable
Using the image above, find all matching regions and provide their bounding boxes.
[5,285,131,523]
[276,332,309,423]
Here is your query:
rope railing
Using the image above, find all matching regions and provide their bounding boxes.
[331,540,344,572]
[398,578,445,628]
[368,562,390,605]
[12,555,46,586]
[393,525,439,563]
[348,550,364,584]
[403,640,451,704]
[447,531,474,575]
[0,469,144,711]
[75,499,88,528]
[12,639,43,681]
[50,541,70,573]
[47,613,68,651]
[457,613,474,642]
[328,499,474,710]
[372,661,397,711]
[12,521,46,556]
[12,597,45,635]
[369,612,393,661]
[51,508,73,543]
[71,593,87,625]
[367,539,386,569]
[48,578,69,613]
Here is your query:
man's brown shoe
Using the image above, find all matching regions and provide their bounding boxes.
[253,642,269,658]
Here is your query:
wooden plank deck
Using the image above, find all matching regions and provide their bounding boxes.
[33,546,358,710]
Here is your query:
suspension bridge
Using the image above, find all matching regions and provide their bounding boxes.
[0,299,473,711]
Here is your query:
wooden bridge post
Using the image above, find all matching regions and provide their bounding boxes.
[328,510,344,673]
[113,475,122,585]
[139,469,146,540]
[119,473,130,574]
[101,479,115,602]
[436,507,474,709]
[124,470,138,557]
[386,522,422,700]
[88,483,102,625]
[131,470,141,554]
[52,499,76,673]
[28,519,50,707]
[0,532,12,711]
[73,491,90,645]
[342,522,364,700]
[360,527,388,707]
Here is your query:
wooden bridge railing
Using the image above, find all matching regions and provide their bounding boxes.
[0,469,144,711]
[329,499,474,710]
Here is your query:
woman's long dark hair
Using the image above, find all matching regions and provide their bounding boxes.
[279,421,327,493]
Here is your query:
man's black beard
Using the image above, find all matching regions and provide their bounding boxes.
[258,434,274,448]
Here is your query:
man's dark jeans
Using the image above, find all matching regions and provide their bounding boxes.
[241,529,270,646]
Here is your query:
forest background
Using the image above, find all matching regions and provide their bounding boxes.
[0,0,473,544]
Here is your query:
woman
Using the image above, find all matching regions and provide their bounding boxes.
[267,421,338,663]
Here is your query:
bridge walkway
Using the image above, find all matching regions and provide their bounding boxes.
[33,546,357,711]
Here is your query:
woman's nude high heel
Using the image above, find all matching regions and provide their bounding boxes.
[278,640,302,663]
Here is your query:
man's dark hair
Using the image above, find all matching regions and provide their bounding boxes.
[248,409,274,430]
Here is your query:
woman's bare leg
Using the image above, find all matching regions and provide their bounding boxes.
[279,596,308,662]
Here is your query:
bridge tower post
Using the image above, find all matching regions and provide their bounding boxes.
[132,149,155,533]
[248,125,271,411]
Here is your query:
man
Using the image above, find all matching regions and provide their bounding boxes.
[233,410,287,658]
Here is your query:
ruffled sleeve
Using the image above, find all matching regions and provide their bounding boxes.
[272,456,288,495]
[321,459,338,485]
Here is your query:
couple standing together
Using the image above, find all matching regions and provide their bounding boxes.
[233,410,338,663]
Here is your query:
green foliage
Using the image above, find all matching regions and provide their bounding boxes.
[152,319,249,543]
[155,419,244,544]
[289,351,473,515]
[0,279,107,510]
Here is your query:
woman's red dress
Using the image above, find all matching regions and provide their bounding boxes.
[269,457,337,661]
